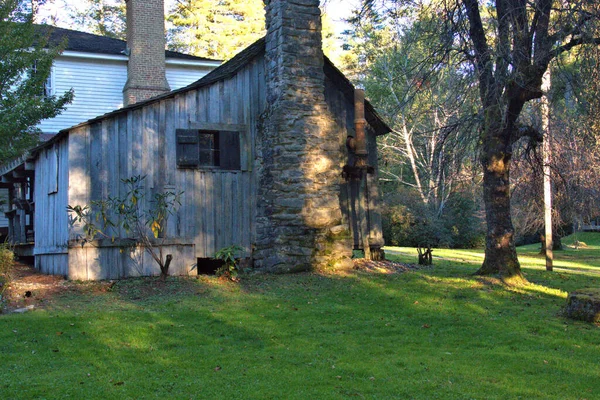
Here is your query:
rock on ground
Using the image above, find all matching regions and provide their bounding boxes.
[565,288,600,323]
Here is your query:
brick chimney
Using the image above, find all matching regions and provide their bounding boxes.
[122,0,170,106]
[254,0,353,272]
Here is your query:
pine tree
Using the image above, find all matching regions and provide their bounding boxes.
[167,0,266,60]
[68,0,126,40]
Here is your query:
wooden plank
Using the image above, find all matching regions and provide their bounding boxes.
[142,105,154,193]
[205,172,215,257]
[188,121,247,132]
[214,171,223,251]
[220,81,230,124]
[193,170,204,258]
[236,69,245,124]
[197,88,208,123]
[68,247,87,280]
[229,75,239,124]
[126,111,134,179]
[256,56,266,115]
[106,118,118,198]
[100,120,109,199]
[242,173,251,252]
[158,100,167,189]
[186,90,197,125]
[87,246,101,280]
[208,83,220,123]
[164,99,176,186]
[116,114,127,197]
[186,169,195,237]
[232,172,242,247]
[57,140,69,249]
[89,123,102,201]
[131,109,143,178]
[222,173,232,247]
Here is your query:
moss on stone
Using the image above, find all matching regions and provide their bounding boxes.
[565,288,600,323]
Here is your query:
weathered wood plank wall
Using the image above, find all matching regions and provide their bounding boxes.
[57,55,265,279]
[324,76,384,249]
[35,50,383,278]
[34,139,70,275]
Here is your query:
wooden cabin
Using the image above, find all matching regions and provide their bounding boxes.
[0,37,390,279]
[2,0,391,279]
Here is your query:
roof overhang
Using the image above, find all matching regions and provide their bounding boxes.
[59,50,222,68]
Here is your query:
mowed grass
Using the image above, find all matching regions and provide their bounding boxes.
[2,234,600,399]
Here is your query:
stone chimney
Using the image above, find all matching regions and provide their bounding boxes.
[254,0,353,272]
[122,0,170,106]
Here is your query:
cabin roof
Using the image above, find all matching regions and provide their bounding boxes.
[29,37,391,156]
[35,24,219,62]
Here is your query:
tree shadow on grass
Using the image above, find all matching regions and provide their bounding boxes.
[1,266,600,399]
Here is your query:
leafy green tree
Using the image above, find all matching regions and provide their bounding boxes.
[166,0,339,61]
[343,6,483,248]
[358,0,600,282]
[0,0,73,163]
[167,0,266,60]
[67,0,126,40]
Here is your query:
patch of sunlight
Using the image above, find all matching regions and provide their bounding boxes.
[385,246,485,266]
[508,282,568,300]
[519,255,600,276]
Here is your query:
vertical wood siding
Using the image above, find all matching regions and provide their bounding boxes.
[35,49,383,278]
[324,76,384,249]
[58,55,265,279]
[34,139,70,275]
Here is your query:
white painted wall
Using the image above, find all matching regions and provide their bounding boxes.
[38,53,217,134]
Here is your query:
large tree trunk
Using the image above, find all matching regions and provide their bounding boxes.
[475,123,525,283]
[477,165,523,281]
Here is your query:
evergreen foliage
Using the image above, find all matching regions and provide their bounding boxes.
[67,0,126,40]
[167,0,266,60]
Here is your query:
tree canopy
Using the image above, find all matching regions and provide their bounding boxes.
[167,0,266,60]
[67,0,126,40]
[0,0,73,163]
[352,0,600,281]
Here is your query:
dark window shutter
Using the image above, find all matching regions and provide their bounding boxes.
[219,131,241,170]
[176,129,200,167]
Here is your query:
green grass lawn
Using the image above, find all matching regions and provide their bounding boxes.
[2,234,600,399]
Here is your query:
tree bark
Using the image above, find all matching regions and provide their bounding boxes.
[475,119,524,282]
[477,160,523,281]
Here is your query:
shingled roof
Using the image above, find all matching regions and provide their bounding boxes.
[34,24,218,62]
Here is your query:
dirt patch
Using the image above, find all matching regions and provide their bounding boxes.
[1,258,420,313]
[0,261,114,312]
[0,261,208,313]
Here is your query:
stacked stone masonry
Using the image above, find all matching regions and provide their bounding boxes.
[254,0,353,272]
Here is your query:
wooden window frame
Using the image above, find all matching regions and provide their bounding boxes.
[177,122,250,171]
